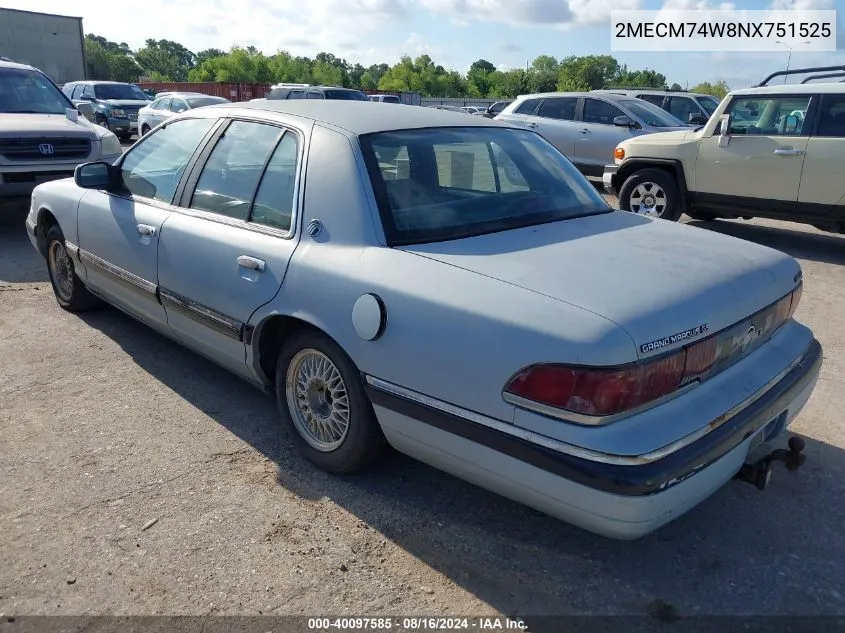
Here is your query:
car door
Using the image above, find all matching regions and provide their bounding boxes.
[75,117,220,331]
[573,97,631,177]
[524,96,579,160]
[694,94,814,214]
[156,118,303,379]
[797,93,845,221]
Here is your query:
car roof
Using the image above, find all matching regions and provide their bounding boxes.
[198,100,504,135]
[74,80,134,85]
[0,60,38,72]
[514,91,633,102]
[163,92,221,98]
[729,82,845,96]
[596,89,714,98]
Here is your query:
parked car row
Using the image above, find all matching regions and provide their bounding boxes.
[602,77,845,234]
[0,60,124,200]
[494,91,692,179]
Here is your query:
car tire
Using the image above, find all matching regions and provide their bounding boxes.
[118,133,132,142]
[619,168,682,221]
[276,329,385,474]
[45,225,101,312]
[96,115,110,131]
[140,125,150,136]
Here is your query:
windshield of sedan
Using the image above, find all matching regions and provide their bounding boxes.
[94,83,149,100]
[325,89,370,101]
[360,127,611,245]
[698,96,720,114]
[0,67,72,114]
[620,99,687,127]
[186,96,229,108]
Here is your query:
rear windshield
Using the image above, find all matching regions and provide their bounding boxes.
[360,127,611,245]
[325,89,370,101]
[0,67,71,114]
[620,99,687,128]
[187,96,229,108]
[94,83,149,100]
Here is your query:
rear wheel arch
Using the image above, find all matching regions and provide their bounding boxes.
[251,314,347,388]
[35,208,60,257]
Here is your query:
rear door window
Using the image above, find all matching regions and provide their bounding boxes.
[667,96,700,122]
[189,120,283,220]
[536,97,577,121]
[514,98,542,115]
[815,94,845,137]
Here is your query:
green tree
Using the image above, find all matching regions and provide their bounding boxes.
[670,82,683,91]
[488,69,526,98]
[83,34,141,82]
[135,39,196,81]
[690,80,730,98]
[467,58,497,97]
[195,48,225,65]
[557,55,620,91]
[614,67,666,89]
[525,55,559,93]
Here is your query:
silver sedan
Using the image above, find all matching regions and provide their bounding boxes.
[137,93,230,136]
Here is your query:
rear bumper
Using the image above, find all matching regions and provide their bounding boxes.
[602,164,619,196]
[366,338,822,538]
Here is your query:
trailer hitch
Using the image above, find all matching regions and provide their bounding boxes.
[733,436,806,491]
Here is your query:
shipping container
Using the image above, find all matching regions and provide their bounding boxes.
[137,82,272,102]
[0,8,86,84]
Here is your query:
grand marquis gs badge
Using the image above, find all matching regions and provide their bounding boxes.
[640,324,710,354]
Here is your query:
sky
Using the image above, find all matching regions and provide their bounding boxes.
[8,0,845,90]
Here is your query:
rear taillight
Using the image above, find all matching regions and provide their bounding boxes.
[788,282,802,319]
[504,286,802,422]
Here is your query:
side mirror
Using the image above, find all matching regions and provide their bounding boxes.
[79,94,95,102]
[613,115,636,128]
[718,113,732,147]
[74,162,112,189]
[688,113,709,125]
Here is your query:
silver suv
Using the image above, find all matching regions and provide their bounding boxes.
[592,89,722,125]
[495,92,690,178]
[1,60,123,200]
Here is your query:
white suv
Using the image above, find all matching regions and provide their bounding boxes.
[603,76,845,234]
[1,60,123,201]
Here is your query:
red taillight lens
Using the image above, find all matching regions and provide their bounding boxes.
[788,283,802,319]
[505,351,686,418]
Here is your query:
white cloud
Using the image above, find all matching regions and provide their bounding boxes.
[416,0,641,27]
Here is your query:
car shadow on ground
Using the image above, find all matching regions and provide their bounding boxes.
[77,306,845,621]
[686,219,845,266]
[0,204,48,285]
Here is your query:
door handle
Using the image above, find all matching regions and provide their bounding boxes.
[137,224,157,237]
[237,255,266,272]
[773,148,804,156]
[579,129,591,134]
[526,122,538,128]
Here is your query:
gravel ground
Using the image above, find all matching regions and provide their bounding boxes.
[1,197,845,622]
